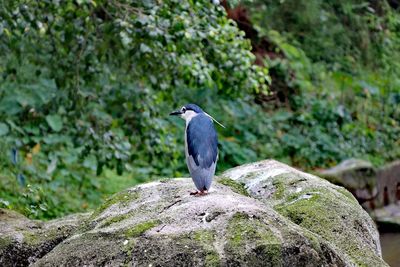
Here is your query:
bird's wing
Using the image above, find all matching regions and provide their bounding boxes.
[187,155,216,191]
[186,114,218,169]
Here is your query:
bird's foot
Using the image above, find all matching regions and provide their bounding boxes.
[189,190,208,196]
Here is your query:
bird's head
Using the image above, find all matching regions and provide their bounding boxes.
[170,104,225,128]
[169,104,203,122]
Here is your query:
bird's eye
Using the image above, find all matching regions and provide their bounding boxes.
[181,107,186,113]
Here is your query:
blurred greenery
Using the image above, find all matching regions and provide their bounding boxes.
[0,0,399,219]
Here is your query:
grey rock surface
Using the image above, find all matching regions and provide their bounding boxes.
[0,209,89,267]
[319,158,377,203]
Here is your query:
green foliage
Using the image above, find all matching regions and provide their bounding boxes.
[0,0,269,219]
[231,0,400,168]
[248,0,400,72]
[0,0,399,220]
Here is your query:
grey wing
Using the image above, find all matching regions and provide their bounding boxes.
[187,155,216,191]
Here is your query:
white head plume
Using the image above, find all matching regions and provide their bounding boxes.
[205,113,225,128]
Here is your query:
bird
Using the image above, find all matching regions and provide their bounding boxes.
[170,104,222,196]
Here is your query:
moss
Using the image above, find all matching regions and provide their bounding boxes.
[225,212,282,266]
[100,213,132,228]
[193,231,214,243]
[22,231,41,245]
[21,225,70,246]
[76,220,94,233]
[335,187,357,203]
[228,213,280,245]
[272,179,285,199]
[191,235,220,267]
[272,173,307,200]
[205,251,220,267]
[0,236,12,250]
[91,190,140,219]
[192,231,220,267]
[275,188,332,228]
[218,178,249,197]
[298,229,321,251]
[124,220,160,238]
[274,187,384,266]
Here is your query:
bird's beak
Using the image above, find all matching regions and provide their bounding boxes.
[169,110,182,116]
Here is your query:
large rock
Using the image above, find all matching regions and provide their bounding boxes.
[376,160,400,207]
[0,209,90,266]
[372,204,400,232]
[2,160,387,266]
[319,159,400,232]
[319,158,378,206]
[223,160,385,266]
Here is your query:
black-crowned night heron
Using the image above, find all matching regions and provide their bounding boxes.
[170,104,223,196]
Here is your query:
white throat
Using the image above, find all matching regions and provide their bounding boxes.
[181,110,198,125]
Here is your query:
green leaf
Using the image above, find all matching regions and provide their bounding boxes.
[0,123,9,136]
[0,96,22,115]
[46,115,63,132]
[83,155,98,171]
[140,43,152,53]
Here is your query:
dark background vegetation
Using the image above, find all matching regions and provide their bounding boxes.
[0,0,399,219]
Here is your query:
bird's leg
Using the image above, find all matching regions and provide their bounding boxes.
[199,190,208,196]
[189,190,208,196]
